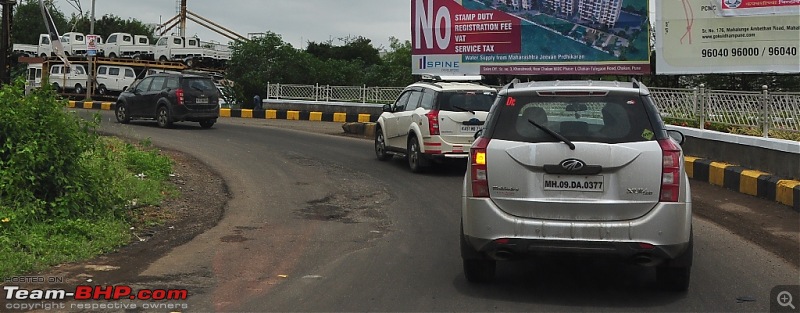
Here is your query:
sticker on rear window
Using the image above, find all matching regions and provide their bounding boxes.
[641,129,654,140]
[506,97,516,106]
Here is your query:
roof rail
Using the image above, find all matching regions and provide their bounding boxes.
[420,74,484,83]
[631,78,641,89]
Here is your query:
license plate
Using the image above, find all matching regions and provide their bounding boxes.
[195,97,208,104]
[461,125,482,133]
[543,175,604,192]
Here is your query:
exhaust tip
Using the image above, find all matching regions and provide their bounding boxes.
[493,249,514,261]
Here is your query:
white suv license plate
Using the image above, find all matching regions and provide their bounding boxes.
[461,125,482,133]
[196,97,208,104]
[543,175,604,192]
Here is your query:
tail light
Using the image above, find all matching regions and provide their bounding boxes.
[425,110,440,135]
[175,88,185,106]
[470,137,491,197]
[658,138,681,202]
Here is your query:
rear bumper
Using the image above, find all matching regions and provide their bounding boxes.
[171,106,219,122]
[421,137,472,157]
[461,197,692,261]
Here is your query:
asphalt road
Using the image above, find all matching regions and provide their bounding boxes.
[90,111,799,312]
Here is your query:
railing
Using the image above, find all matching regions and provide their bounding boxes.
[650,85,800,137]
[265,82,799,138]
[266,83,403,104]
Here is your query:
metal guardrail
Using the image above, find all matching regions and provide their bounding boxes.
[650,85,799,137]
[266,82,799,138]
[266,83,403,104]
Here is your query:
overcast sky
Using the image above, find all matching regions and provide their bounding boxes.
[56,0,412,50]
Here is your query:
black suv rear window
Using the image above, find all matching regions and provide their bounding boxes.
[183,78,215,91]
[437,91,496,112]
[490,92,660,144]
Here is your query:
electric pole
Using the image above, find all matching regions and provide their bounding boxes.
[0,0,15,85]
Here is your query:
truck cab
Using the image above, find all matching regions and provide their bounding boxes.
[60,32,87,56]
[103,33,153,59]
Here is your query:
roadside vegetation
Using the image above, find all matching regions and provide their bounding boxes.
[0,80,174,277]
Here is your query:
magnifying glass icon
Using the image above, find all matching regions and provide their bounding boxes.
[778,291,796,309]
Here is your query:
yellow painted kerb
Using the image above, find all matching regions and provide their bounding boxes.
[101,102,112,110]
[739,170,766,196]
[684,156,701,179]
[358,114,371,123]
[241,109,253,118]
[309,112,323,121]
[266,110,277,119]
[83,101,93,109]
[708,162,731,187]
[220,108,231,117]
[776,180,800,207]
[333,112,347,123]
[287,111,300,120]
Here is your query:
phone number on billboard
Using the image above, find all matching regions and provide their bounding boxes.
[701,47,798,58]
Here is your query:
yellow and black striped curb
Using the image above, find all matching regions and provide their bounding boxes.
[66,101,379,123]
[685,156,800,211]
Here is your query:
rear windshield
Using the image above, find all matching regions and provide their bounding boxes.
[183,78,215,91]
[437,90,496,112]
[490,92,661,144]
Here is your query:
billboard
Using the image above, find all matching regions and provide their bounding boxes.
[411,0,652,76]
[655,0,800,74]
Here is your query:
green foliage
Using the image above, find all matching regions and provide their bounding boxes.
[11,0,69,44]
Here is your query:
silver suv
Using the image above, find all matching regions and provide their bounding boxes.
[375,75,497,172]
[460,80,692,291]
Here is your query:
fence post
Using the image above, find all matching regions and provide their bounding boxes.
[276,83,281,99]
[266,82,270,98]
[363,84,367,103]
[761,85,770,138]
[325,85,330,102]
[692,86,698,124]
[698,84,706,130]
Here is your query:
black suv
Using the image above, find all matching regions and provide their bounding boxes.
[115,73,220,128]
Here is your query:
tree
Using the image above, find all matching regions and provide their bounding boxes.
[12,0,68,44]
[305,36,381,67]
[68,14,155,42]
[364,37,414,87]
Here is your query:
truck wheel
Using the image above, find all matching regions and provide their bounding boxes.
[97,85,107,95]
[74,84,84,95]
[108,52,117,59]
[159,56,168,62]
[52,82,61,92]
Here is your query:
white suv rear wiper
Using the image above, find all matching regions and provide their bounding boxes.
[452,105,475,114]
[527,119,576,150]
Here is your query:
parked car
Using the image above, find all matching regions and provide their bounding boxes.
[96,65,137,95]
[115,73,220,128]
[374,75,497,172]
[460,80,693,291]
[101,32,153,59]
[60,32,87,56]
[49,64,88,94]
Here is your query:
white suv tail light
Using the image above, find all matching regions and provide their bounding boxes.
[425,110,440,135]
[658,138,681,202]
[470,137,490,197]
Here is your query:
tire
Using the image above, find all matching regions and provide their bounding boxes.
[74,84,84,95]
[185,58,195,68]
[375,127,391,161]
[407,136,427,173]
[199,119,215,129]
[108,52,117,59]
[115,103,130,124]
[156,105,173,128]
[97,84,108,95]
[52,82,61,92]
[133,54,143,61]
[656,231,693,292]
[159,56,168,62]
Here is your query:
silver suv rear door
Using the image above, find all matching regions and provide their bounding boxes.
[484,92,666,222]
[436,90,496,144]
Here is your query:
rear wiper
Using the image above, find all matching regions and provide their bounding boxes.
[527,119,576,150]
[453,105,475,114]
[191,86,204,91]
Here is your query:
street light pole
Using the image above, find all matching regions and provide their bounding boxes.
[85,0,95,99]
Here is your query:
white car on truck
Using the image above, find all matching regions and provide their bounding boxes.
[12,34,54,58]
[49,64,89,94]
[154,35,228,67]
[102,33,153,59]
[60,32,87,56]
[95,65,137,95]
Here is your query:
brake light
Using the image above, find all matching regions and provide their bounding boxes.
[425,110,440,135]
[175,88,185,106]
[658,138,681,202]
[470,137,490,197]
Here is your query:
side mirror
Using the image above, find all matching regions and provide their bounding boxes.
[474,129,484,140]
[667,130,685,145]
[382,104,392,113]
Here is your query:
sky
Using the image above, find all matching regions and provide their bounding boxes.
[56,0,412,50]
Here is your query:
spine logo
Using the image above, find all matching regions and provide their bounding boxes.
[418,56,460,70]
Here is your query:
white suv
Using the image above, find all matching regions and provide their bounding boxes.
[374,75,497,172]
[461,80,692,291]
